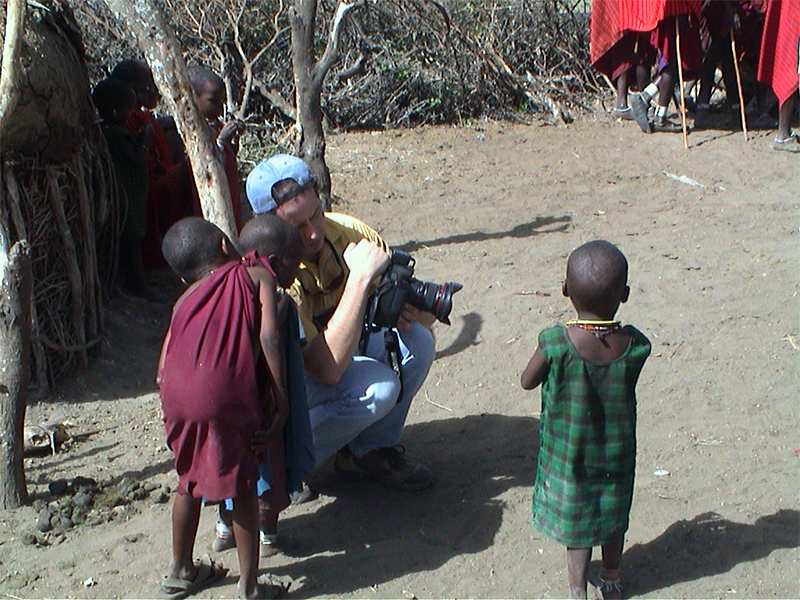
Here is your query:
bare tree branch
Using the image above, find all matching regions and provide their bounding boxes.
[0,0,27,137]
[313,0,365,88]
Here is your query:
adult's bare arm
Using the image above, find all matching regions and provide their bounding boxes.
[301,239,389,384]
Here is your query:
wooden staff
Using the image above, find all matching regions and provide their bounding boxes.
[730,33,749,141]
[675,18,689,149]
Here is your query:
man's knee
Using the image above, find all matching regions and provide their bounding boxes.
[402,323,435,363]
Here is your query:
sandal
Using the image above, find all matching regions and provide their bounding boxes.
[773,134,800,153]
[157,555,228,600]
[596,577,624,600]
[241,573,292,599]
[629,94,652,134]
[652,119,684,133]
[611,107,634,121]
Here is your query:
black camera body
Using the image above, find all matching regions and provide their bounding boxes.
[365,250,462,330]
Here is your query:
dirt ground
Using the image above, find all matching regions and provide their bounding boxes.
[2,113,798,600]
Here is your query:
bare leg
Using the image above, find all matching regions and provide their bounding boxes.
[635,63,650,92]
[777,94,797,141]
[168,493,202,581]
[657,67,675,109]
[566,547,592,599]
[232,493,260,599]
[615,71,629,110]
[600,537,624,578]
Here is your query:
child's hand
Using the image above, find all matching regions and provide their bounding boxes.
[262,403,289,441]
[217,120,244,145]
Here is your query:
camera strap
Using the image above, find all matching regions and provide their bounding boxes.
[383,329,404,403]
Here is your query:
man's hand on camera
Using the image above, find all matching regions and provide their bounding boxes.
[343,239,390,285]
[397,303,435,330]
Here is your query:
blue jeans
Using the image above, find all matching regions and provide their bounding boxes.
[306,322,435,464]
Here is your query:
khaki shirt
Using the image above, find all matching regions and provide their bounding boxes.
[286,213,387,343]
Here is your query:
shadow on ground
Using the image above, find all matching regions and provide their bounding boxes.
[394,215,571,254]
[272,413,539,597]
[619,509,800,597]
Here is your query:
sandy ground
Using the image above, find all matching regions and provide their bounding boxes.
[2,114,798,600]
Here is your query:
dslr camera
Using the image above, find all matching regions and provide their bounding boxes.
[365,250,462,330]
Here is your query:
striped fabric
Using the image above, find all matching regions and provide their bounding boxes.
[757,0,800,105]
[531,325,651,548]
[618,0,702,33]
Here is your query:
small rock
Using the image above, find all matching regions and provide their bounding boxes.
[152,491,169,504]
[73,492,92,508]
[61,518,74,529]
[123,533,141,543]
[49,480,69,496]
[161,484,171,494]
[35,511,53,532]
[72,476,97,490]
[143,482,158,493]
[21,533,36,545]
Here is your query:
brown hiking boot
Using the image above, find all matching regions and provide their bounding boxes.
[334,446,433,492]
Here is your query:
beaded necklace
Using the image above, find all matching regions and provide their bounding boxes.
[565,319,622,340]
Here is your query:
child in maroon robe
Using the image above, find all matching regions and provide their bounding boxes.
[157,217,288,600]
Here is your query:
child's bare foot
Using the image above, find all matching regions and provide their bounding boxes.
[238,574,289,599]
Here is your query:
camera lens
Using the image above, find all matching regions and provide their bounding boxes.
[409,280,463,325]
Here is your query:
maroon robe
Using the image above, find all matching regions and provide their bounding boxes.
[159,257,274,501]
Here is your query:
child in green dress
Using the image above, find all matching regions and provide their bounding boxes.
[521,240,651,600]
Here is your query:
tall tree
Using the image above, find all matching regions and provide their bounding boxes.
[0,0,31,509]
[290,0,364,210]
[101,0,238,241]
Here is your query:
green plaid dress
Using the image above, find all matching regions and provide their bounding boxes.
[532,325,651,547]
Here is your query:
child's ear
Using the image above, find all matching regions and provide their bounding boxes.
[562,280,569,297]
[268,254,281,271]
[620,285,630,304]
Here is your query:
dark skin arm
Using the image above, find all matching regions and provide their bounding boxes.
[521,346,547,390]
[247,266,288,453]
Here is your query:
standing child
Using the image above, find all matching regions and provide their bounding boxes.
[157,217,289,600]
[210,214,316,558]
[520,240,651,600]
[188,66,245,228]
[92,77,157,300]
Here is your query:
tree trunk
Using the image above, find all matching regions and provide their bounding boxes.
[100,0,238,242]
[0,0,29,509]
[0,240,31,509]
[291,0,363,211]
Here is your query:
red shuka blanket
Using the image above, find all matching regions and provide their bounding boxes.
[618,0,702,32]
[757,0,800,105]
[590,0,622,66]
[159,259,268,502]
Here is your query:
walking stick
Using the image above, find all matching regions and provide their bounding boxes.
[730,33,749,141]
[675,18,689,149]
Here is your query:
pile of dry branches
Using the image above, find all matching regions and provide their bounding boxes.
[75,0,600,141]
[1,0,121,393]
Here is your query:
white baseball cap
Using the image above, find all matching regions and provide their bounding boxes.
[245,154,315,214]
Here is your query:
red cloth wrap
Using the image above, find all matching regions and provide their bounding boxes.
[591,0,654,79]
[757,0,800,105]
[618,0,701,32]
[159,258,272,501]
[650,14,704,76]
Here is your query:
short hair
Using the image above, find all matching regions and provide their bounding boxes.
[566,240,628,314]
[91,78,135,120]
[110,59,149,85]
[187,65,223,93]
[239,214,304,260]
[162,217,229,282]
